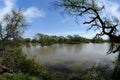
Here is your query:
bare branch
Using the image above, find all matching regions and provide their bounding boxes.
[55,0,120,53]
[83,17,97,24]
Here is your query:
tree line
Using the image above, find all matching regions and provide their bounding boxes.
[23,33,107,46]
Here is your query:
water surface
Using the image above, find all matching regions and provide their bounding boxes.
[23,43,117,72]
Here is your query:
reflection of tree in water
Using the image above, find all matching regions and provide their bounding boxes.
[38,44,58,55]
[66,44,83,53]
[24,43,31,48]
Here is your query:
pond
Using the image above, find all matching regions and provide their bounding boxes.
[22,43,117,72]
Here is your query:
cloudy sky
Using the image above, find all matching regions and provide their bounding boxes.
[0,0,120,39]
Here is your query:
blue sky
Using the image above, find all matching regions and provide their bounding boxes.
[0,0,120,39]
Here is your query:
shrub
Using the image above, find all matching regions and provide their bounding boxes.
[3,48,48,78]
[83,65,112,80]
[20,57,48,77]
[0,72,31,80]
[2,48,26,72]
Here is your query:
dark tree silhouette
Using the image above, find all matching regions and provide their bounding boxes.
[54,0,120,80]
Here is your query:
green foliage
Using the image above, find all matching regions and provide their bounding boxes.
[0,46,49,79]
[30,33,92,46]
[83,65,112,80]
[24,38,31,43]
[67,34,90,44]
[19,57,48,77]
[56,0,103,16]
[0,9,27,52]
[31,39,38,43]
[92,37,105,43]
[49,72,66,80]
[66,73,82,80]
[1,48,26,72]
[0,72,41,80]
[22,33,107,45]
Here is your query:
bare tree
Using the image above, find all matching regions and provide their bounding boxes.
[54,0,120,80]
[54,0,120,53]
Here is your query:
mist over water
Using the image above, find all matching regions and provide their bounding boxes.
[22,43,117,72]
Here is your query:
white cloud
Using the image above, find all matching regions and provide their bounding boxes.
[24,7,45,22]
[0,0,44,22]
[98,0,120,22]
[0,0,45,38]
[0,0,15,20]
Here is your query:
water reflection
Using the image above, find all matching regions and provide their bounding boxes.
[22,43,117,72]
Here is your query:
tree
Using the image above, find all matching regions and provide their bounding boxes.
[54,0,120,80]
[55,0,120,53]
[0,9,27,74]
[0,9,27,54]
[34,33,54,46]
[24,38,31,43]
